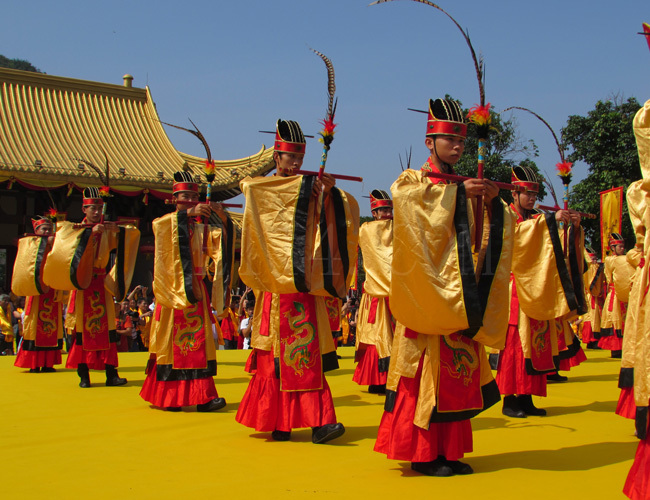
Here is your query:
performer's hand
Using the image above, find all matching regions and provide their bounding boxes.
[92,224,105,235]
[321,173,336,194]
[463,178,489,198]
[555,209,571,226]
[484,180,499,202]
[568,210,582,227]
[312,173,336,197]
[188,203,212,218]
[209,201,228,222]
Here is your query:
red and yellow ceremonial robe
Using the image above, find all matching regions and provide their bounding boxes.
[375,168,514,462]
[236,174,359,432]
[42,220,139,369]
[353,219,394,387]
[12,234,64,369]
[599,254,634,351]
[496,207,585,397]
[140,210,230,408]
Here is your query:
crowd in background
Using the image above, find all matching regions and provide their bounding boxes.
[0,282,361,356]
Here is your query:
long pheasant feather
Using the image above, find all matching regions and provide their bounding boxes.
[370,0,485,106]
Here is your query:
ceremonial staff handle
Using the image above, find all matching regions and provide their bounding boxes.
[423,171,524,192]
[295,170,363,182]
[164,200,243,208]
[536,204,597,220]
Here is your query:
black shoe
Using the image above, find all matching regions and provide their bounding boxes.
[411,459,454,477]
[517,394,547,416]
[271,430,292,441]
[197,397,227,412]
[165,407,182,412]
[106,376,127,386]
[29,368,40,373]
[368,384,386,394]
[442,457,473,475]
[312,423,345,444]
[502,395,526,418]
[105,364,127,386]
[77,364,91,388]
[42,367,56,373]
[547,372,568,382]
[611,350,622,359]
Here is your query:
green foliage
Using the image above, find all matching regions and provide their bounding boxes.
[0,54,43,73]
[563,97,641,254]
[449,96,546,204]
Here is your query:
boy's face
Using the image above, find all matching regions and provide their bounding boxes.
[425,135,465,165]
[82,204,102,223]
[274,151,304,176]
[174,191,199,210]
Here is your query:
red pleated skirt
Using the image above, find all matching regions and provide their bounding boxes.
[235,349,337,432]
[65,338,118,370]
[496,324,547,397]
[598,335,623,351]
[374,361,472,462]
[581,321,596,344]
[352,344,387,386]
[14,347,62,369]
[624,416,650,499]
[139,361,219,408]
[616,387,636,420]
[558,345,587,371]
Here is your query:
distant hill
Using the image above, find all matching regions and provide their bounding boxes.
[0,55,43,73]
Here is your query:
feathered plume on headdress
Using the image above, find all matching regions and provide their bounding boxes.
[161,119,215,183]
[371,0,490,136]
[310,48,338,151]
[502,106,572,186]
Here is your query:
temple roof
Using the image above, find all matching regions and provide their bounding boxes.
[0,67,274,200]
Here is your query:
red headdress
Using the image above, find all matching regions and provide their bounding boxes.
[274,119,306,155]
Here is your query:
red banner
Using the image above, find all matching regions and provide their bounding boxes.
[172,303,207,369]
[35,289,59,348]
[528,318,555,372]
[324,296,342,331]
[81,276,110,351]
[279,293,322,391]
[437,333,483,412]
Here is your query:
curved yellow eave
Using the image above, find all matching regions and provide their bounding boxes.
[0,67,275,198]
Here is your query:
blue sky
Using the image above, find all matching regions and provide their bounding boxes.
[3,0,649,214]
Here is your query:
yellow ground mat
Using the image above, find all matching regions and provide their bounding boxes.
[0,347,637,499]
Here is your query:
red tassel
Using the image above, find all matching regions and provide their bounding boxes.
[142,188,149,205]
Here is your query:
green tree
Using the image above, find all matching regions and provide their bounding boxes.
[0,54,43,73]
[563,97,641,254]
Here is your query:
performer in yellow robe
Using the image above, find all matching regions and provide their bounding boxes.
[624,98,650,500]
[599,233,635,357]
[375,98,510,476]
[616,180,646,419]
[374,98,581,476]
[236,119,359,444]
[582,247,605,349]
[353,189,394,394]
[139,172,231,412]
[496,166,583,418]
[13,215,63,372]
[43,187,140,387]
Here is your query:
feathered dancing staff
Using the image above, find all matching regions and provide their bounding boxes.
[309,48,338,181]
[161,120,242,208]
[371,0,491,243]
[502,107,596,253]
[72,151,111,227]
